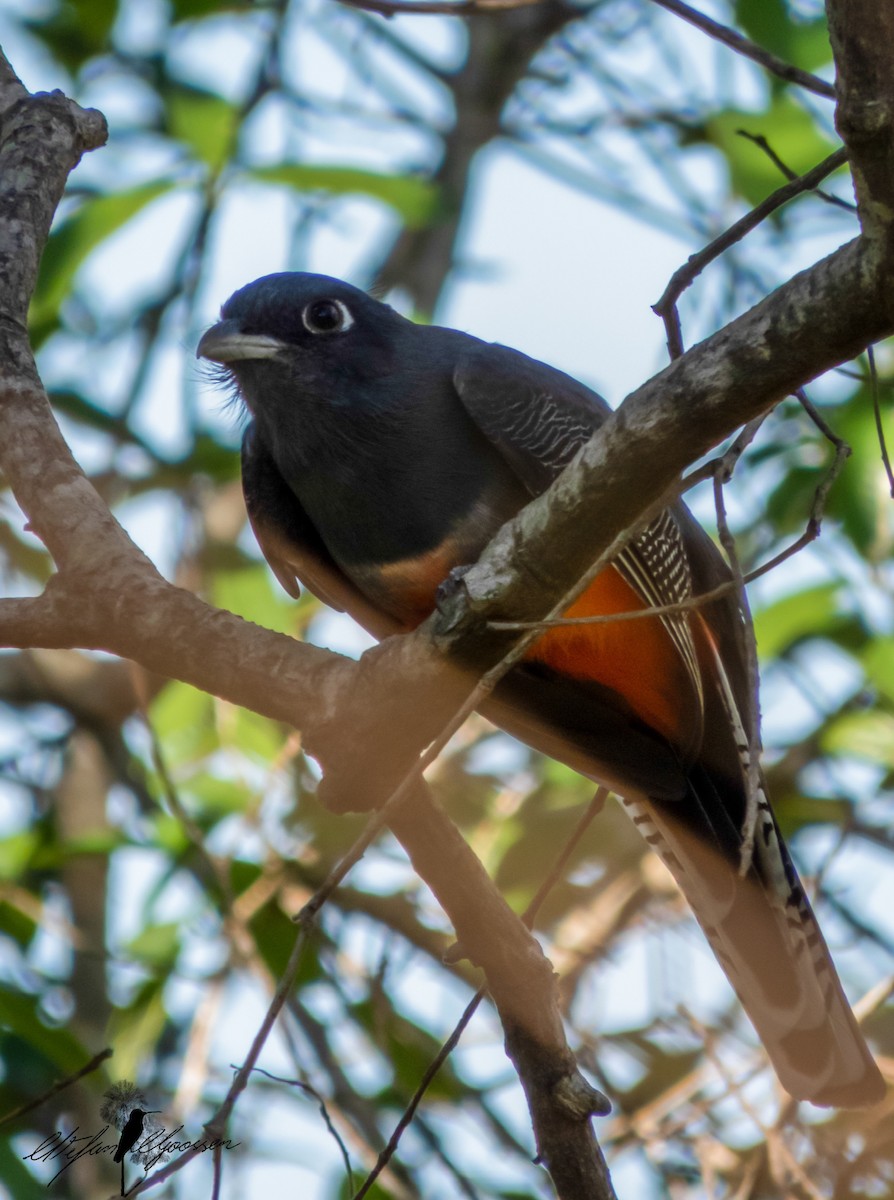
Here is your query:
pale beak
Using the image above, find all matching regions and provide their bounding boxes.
[196,319,286,363]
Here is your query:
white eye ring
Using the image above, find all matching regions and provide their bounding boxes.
[302,298,354,335]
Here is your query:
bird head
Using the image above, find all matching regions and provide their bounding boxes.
[197,272,404,416]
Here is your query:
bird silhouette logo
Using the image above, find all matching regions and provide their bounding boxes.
[100,1082,163,1196]
[113,1107,158,1163]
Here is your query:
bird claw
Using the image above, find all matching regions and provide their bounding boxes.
[435,564,473,625]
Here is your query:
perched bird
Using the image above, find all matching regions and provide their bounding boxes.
[114,1107,150,1164]
[198,272,884,1108]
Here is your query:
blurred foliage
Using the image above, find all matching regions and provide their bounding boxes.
[1,0,894,1198]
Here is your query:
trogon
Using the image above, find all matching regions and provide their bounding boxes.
[197,271,884,1109]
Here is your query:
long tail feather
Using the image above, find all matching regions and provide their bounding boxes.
[618,632,884,1108]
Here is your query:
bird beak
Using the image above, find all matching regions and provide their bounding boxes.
[196,319,286,363]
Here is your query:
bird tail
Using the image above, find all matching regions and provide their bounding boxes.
[619,641,884,1108]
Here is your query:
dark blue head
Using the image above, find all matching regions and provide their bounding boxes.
[200,271,412,394]
[197,271,416,466]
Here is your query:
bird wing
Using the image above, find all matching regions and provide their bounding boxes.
[241,422,400,640]
[453,341,883,1106]
[453,341,703,750]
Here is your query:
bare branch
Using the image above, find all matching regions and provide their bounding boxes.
[336,0,542,14]
[352,991,484,1200]
[825,0,894,234]
[736,130,855,212]
[653,148,849,359]
[646,0,836,99]
[245,1068,355,1193]
[0,1047,113,1128]
[868,344,894,496]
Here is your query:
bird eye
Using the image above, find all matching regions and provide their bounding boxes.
[302,298,354,335]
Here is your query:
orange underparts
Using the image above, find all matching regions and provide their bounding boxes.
[376,553,690,749]
[524,565,691,747]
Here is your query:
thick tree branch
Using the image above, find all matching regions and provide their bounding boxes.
[825,0,894,239]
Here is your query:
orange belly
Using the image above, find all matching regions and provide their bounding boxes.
[361,551,692,750]
[525,565,691,748]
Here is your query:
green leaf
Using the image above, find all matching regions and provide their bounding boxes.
[171,0,253,16]
[245,164,440,229]
[107,980,168,1082]
[0,521,52,583]
[773,793,852,838]
[0,831,40,881]
[164,83,239,171]
[150,681,217,767]
[862,638,894,706]
[0,986,92,1075]
[31,830,122,870]
[229,709,285,764]
[212,563,303,636]
[752,583,842,659]
[335,1175,391,1200]
[825,388,894,560]
[0,900,37,948]
[186,774,252,817]
[350,999,463,1103]
[735,0,833,72]
[249,897,321,984]
[0,1136,47,1199]
[31,182,175,342]
[126,922,182,969]
[823,710,894,767]
[146,812,190,856]
[185,432,242,482]
[706,95,838,206]
[24,0,117,72]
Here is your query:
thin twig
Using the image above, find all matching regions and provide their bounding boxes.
[245,1067,355,1191]
[488,582,740,631]
[129,929,312,1194]
[679,1008,826,1200]
[0,1046,113,1128]
[351,989,484,1200]
[683,415,769,490]
[296,531,652,935]
[210,1142,223,1200]
[521,787,609,927]
[486,523,822,632]
[868,344,894,497]
[653,148,848,359]
[646,0,836,99]
[711,470,763,877]
[736,130,855,212]
[335,0,542,16]
[488,390,852,644]
[792,387,853,539]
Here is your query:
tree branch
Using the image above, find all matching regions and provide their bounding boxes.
[825,0,894,243]
[653,147,849,359]
[647,0,836,100]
